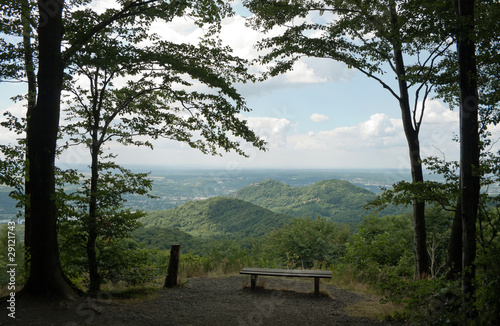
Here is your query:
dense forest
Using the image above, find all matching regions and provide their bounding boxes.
[1,0,499,324]
[135,177,407,250]
[232,179,408,223]
[140,196,293,238]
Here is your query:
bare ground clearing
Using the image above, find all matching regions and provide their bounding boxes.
[1,275,405,326]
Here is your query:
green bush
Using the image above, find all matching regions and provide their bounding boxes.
[60,234,156,288]
[262,217,351,269]
[345,214,413,275]
[475,239,500,325]
[98,239,156,285]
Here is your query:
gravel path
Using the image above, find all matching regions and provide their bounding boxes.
[2,275,404,326]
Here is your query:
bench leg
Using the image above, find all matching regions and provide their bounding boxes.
[314,277,320,297]
[251,275,258,290]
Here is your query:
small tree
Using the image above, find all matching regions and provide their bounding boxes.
[58,162,155,289]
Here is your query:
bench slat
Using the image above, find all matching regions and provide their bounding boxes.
[240,267,332,279]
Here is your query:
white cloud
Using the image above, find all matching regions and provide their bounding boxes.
[285,61,328,84]
[310,113,329,122]
[300,57,354,83]
[283,101,461,168]
[220,15,264,60]
[419,99,459,159]
[245,116,294,149]
[359,113,399,140]
[290,113,404,152]
[422,99,458,124]
[284,100,460,163]
[150,16,205,45]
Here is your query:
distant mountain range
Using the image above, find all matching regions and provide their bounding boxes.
[139,179,409,240]
[1,169,419,223]
[232,179,381,224]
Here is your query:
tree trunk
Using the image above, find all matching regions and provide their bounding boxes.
[407,137,429,279]
[389,1,430,279]
[446,200,462,280]
[22,0,75,299]
[87,138,101,296]
[456,0,480,314]
[21,0,36,258]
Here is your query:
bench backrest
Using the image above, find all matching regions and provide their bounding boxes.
[240,267,332,278]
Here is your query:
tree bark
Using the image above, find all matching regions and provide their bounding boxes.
[21,0,36,257]
[22,0,75,299]
[389,1,430,279]
[446,200,462,280]
[456,0,480,313]
[87,140,101,296]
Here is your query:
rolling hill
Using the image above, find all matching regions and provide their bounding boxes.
[232,179,406,223]
[140,196,293,238]
[131,226,212,254]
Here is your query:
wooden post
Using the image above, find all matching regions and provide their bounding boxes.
[314,277,320,297]
[164,244,180,288]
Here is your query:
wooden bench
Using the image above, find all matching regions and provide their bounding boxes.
[240,267,332,297]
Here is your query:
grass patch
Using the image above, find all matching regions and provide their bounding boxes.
[98,281,163,302]
[343,296,404,321]
[325,264,378,295]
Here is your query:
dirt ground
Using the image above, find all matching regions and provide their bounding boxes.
[1,275,405,326]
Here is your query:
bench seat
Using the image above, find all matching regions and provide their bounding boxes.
[240,267,332,296]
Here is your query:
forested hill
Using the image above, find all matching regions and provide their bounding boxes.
[140,197,293,238]
[232,179,406,223]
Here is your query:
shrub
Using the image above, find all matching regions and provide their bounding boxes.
[60,236,156,288]
[345,214,413,275]
[475,239,500,325]
[262,217,351,269]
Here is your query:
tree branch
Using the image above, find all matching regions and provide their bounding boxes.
[62,0,162,63]
[354,66,401,100]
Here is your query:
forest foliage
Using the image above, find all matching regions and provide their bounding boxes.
[140,196,293,238]
[232,179,408,223]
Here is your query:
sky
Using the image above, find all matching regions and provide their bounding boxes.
[0,1,492,172]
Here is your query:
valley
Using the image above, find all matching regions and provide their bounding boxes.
[134,171,412,252]
[124,167,417,211]
[1,168,417,223]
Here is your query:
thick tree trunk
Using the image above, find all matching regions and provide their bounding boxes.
[23,0,75,299]
[389,1,430,279]
[456,0,480,313]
